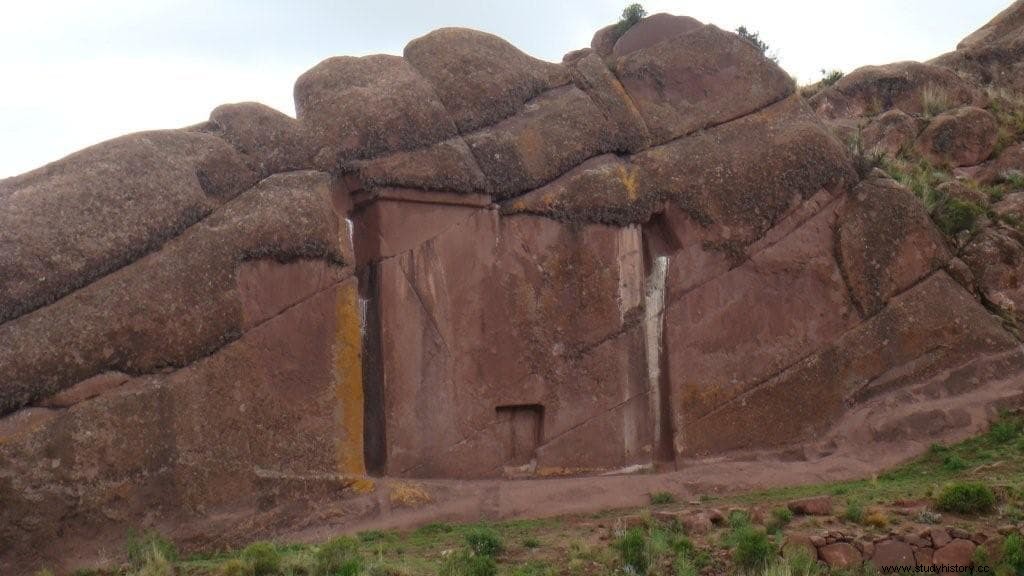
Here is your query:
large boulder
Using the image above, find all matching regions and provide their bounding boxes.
[614,24,794,145]
[293,54,457,167]
[0,130,257,325]
[932,1,1024,91]
[810,61,985,119]
[862,109,920,157]
[403,28,571,133]
[0,172,347,416]
[962,227,1024,325]
[837,176,951,316]
[207,102,315,177]
[611,13,704,57]
[916,106,998,167]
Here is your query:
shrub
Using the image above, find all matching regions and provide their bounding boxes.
[972,545,991,576]
[1004,533,1024,575]
[922,85,953,118]
[315,536,362,576]
[768,508,794,532]
[933,197,984,236]
[651,492,676,505]
[936,483,997,515]
[280,551,317,576]
[614,527,651,574]
[675,554,699,576]
[731,525,774,573]
[126,530,178,570]
[614,3,647,38]
[240,542,281,576]
[783,545,820,576]
[864,510,889,528]
[134,545,174,576]
[439,550,497,576]
[991,419,1022,443]
[943,453,969,471]
[820,69,844,87]
[735,26,775,62]
[465,527,503,558]
[218,559,250,576]
[843,499,865,523]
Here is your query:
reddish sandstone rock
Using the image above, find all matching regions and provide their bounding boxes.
[611,13,703,57]
[862,109,920,157]
[0,130,257,325]
[614,24,794,144]
[872,540,916,569]
[993,192,1024,221]
[570,53,652,153]
[820,543,863,569]
[783,534,819,558]
[207,101,314,176]
[590,23,620,57]
[788,496,835,516]
[810,61,985,119]
[933,539,977,568]
[404,28,571,133]
[931,528,954,548]
[464,86,621,199]
[0,172,347,415]
[837,176,951,316]
[348,138,490,195]
[961,227,1024,324]
[932,2,1024,91]
[294,54,456,166]
[973,143,1024,184]
[916,107,998,167]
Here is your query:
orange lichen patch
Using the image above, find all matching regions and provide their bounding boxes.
[616,165,639,201]
[389,481,432,507]
[334,280,366,476]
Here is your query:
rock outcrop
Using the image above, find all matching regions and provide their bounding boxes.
[2,7,1024,574]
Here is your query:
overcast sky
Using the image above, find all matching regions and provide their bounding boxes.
[0,0,1011,178]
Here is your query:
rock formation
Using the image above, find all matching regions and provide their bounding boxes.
[2,4,1024,573]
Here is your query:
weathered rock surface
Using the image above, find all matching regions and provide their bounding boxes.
[2,7,1024,574]
[810,61,985,119]
[915,106,998,167]
[0,130,258,325]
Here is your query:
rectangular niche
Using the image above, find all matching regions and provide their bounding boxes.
[495,404,543,466]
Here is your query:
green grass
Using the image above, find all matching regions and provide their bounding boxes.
[650,491,676,505]
[116,416,1023,576]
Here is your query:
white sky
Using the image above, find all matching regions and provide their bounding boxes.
[0,0,1012,178]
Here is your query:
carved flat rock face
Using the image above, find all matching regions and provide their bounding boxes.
[2,9,1024,573]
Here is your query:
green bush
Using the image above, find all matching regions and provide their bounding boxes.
[731,525,774,573]
[844,499,865,523]
[933,197,984,235]
[439,550,496,576]
[1004,533,1024,575]
[735,26,776,62]
[650,492,676,505]
[943,453,969,471]
[465,527,503,558]
[820,69,844,87]
[615,3,647,35]
[768,507,794,532]
[240,542,281,576]
[126,530,178,569]
[614,527,651,575]
[991,419,1022,443]
[315,536,362,576]
[935,482,997,515]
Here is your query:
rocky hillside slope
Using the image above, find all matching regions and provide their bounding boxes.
[3,4,1024,574]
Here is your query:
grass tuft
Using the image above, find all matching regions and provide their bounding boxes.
[935,482,997,515]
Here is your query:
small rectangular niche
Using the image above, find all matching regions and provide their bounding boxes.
[495,404,544,466]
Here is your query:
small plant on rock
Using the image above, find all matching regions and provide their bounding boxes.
[922,84,953,118]
[735,26,777,62]
[239,541,281,576]
[843,499,865,524]
[650,491,676,505]
[614,3,647,37]
[936,482,997,515]
[465,527,503,557]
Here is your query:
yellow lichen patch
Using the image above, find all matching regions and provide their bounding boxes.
[389,481,433,508]
[616,166,640,201]
[536,466,598,478]
[351,477,376,494]
[334,280,366,476]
